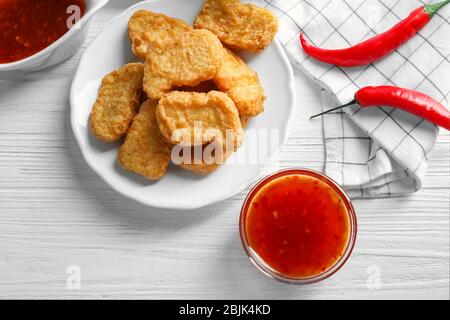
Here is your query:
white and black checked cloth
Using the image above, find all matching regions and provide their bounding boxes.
[253,0,449,198]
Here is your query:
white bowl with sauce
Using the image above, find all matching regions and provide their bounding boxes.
[0,0,109,72]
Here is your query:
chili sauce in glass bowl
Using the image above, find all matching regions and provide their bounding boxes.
[240,169,357,284]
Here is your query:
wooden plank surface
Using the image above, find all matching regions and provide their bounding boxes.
[0,0,448,299]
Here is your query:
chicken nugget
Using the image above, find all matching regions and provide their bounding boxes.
[194,0,278,52]
[156,91,244,149]
[143,29,223,99]
[179,161,221,175]
[118,99,172,180]
[175,141,233,175]
[90,63,144,142]
[214,48,265,117]
[128,10,192,59]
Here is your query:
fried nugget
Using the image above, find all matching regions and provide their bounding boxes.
[214,48,265,117]
[90,63,144,142]
[176,141,233,175]
[143,29,223,99]
[179,161,221,175]
[128,10,192,59]
[156,91,244,149]
[118,99,172,180]
[194,0,278,52]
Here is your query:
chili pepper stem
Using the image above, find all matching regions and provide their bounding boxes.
[425,0,450,16]
[310,100,357,120]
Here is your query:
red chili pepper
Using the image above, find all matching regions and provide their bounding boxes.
[300,0,450,67]
[310,86,450,131]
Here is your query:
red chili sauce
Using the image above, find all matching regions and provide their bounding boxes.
[0,0,87,63]
[245,174,351,279]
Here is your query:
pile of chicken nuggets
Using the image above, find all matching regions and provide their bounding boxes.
[89,0,278,180]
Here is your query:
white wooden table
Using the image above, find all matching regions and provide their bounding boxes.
[0,0,448,300]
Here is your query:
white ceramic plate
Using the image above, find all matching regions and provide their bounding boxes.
[70,0,295,210]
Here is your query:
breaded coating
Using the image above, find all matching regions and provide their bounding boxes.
[176,142,233,175]
[128,10,192,59]
[194,0,278,52]
[214,48,265,117]
[156,91,244,149]
[90,63,144,142]
[118,100,172,180]
[179,162,221,175]
[143,29,223,99]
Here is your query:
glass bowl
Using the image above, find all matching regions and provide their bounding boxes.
[239,168,357,285]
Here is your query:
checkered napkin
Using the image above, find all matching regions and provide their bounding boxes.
[255,0,450,198]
